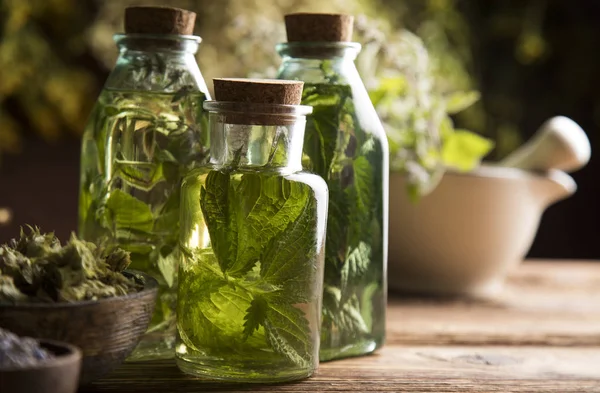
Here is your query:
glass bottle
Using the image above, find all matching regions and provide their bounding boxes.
[176,78,328,382]
[276,14,389,361]
[77,7,210,360]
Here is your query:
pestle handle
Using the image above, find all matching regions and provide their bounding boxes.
[499,116,591,172]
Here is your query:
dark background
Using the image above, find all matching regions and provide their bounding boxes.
[0,0,598,258]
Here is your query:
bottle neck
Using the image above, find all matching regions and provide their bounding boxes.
[105,34,206,93]
[210,120,306,172]
[276,42,361,84]
[205,103,312,172]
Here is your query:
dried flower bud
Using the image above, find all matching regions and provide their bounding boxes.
[105,248,131,272]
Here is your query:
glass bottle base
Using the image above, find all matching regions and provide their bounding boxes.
[176,356,315,383]
[319,338,380,362]
[127,334,176,361]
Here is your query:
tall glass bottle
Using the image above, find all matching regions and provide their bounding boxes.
[177,78,328,382]
[77,6,211,360]
[276,13,389,361]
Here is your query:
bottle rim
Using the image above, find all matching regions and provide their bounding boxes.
[113,33,201,52]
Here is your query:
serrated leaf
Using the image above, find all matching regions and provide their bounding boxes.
[442,130,494,171]
[243,295,268,339]
[104,189,154,234]
[340,241,372,294]
[261,198,317,301]
[445,90,480,114]
[301,84,352,178]
[263,297,313,368]
[340,295,369,334]
[230,175,309,276]
[200,170,238,273]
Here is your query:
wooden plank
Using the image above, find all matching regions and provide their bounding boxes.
[84,345,600,392]
[388,260,600,346]
[82,261,600,392]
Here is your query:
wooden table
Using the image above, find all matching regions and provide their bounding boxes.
[84,260,600,392]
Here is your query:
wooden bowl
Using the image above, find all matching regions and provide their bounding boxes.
[0,339,82,393]
[0,270,158,384]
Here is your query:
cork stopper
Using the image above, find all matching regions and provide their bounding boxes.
[285,13,354,42]
[211,78,305,125]
[125,6,196,35]
[214,78,303,105]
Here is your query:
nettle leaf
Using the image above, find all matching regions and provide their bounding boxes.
[230,175,309,277]
[243,295,268,339]
[340,295,369,335]
[351,156,374,214]
[320,286,367,336]
[263,296,313,368]
[324,181,348,273]
[340,241,372,294]
[261,198,317,301]
[200,170,238,273]
[442,129,494,171]
[104,189,154,234]
[178,252,237,351]
[302,84,352,178]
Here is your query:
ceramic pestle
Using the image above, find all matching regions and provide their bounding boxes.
[499,116,591,172]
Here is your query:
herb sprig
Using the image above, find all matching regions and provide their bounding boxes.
[179,170,319,367]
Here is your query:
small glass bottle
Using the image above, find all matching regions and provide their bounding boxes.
[276,14,389,361]
[77,6,211,360]
[177,78,328,382]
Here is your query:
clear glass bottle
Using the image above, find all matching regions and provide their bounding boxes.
[276,14,389,361]
[77,7,210,360]
[176,79,328,382]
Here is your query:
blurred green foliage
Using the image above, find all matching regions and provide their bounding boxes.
[1,0,557,171]
[0,0,98,157]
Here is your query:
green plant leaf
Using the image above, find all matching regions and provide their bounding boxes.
[200,170,238,274]
[340,241,372,294]
[261,198,316,301]
[445,90,480,114]
[263,296,313,368]
[301,84,352,178]
[351,156,374,214]
[104,189,154,234]
[324,181,348,270]
[368,76,407,107]
[113,157,164,192]
[231,175,309,276]
[321,285,368,336]
[243,295,268,339]
[442,129,494,171]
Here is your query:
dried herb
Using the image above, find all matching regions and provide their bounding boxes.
[178,170,319,368]
[0,327,55,368]
[0,227,141,303]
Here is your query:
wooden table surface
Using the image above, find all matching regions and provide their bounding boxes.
[83,260,600,392]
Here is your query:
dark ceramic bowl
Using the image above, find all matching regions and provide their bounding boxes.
[0,339,82,393]
[0,270,158,384]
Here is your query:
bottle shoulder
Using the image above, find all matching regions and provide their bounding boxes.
[183,167,329,195]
